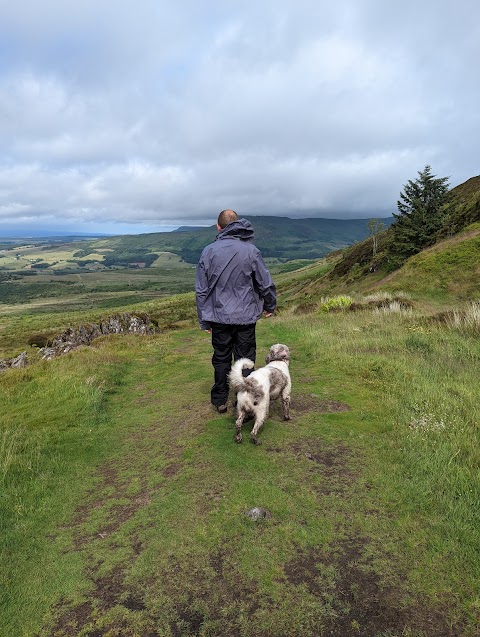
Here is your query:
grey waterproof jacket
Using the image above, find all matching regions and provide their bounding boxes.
[195,219,276,330]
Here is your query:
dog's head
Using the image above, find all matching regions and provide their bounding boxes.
[265,343,290,365]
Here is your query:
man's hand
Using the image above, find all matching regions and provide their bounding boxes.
[205,329,212,334]
[264,312,273,318]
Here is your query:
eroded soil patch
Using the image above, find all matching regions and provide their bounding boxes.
[166,550,260,637]
[292,439,358,495]
[50,550,262,637]
[285,537,464,637]
[292,393,351,416]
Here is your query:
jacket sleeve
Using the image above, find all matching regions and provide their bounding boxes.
[252,250,276,313]
[195,255,212,330]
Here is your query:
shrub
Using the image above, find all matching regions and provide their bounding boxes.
[319,295,353,312]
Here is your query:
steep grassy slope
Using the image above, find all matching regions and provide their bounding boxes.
[278,222,480,304]
[440,175,480,237]
[379,222,480,300]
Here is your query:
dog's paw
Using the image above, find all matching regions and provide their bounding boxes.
[250,435,261,445]
[235,433,243,443]
[284,415,292,421]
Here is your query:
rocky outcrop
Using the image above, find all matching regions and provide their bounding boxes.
[0,351,29,371]
[0,312,157,370]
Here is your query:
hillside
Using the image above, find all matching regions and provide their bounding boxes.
[0,216,392,312]
[278,223,480,303]
[379,222,480,299]
[439,175,480,237]
[277,175,480,303]
[91,215,394,263]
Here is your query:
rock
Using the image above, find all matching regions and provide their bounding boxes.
[244,507,272,521]
[39,347,56,361]
[42,312,156,360]
[0,351,28,370]
[0,312,157,371]
[11,352,28,368]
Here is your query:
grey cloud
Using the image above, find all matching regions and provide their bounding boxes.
[0,0,479,232]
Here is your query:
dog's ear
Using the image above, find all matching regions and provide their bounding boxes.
[265,354,271,364]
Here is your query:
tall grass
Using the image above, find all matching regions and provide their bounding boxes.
[373,300,412,314]
[0,426,22,483]
[0,348,126,596]
[362,290,411,303]
[446,301,480,336]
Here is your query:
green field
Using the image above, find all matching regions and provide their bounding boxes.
[1,290,479,636]
[0,241,196,311]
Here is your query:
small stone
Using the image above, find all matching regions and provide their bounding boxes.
[244,507,271,521]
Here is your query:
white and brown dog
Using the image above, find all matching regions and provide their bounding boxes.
[228,344,291,445]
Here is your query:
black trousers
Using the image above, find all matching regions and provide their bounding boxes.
[210,323,256,406]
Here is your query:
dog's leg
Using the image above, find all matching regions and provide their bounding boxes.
[250,406,267,445]
[281,388,291,421]
[234,411,245,443]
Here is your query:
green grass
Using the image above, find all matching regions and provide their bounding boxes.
[0,344,136,635]
[0,291,199,358]
[1,301,479,636]
[385,225,480,299]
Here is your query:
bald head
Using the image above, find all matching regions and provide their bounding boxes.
[217,209,238,229]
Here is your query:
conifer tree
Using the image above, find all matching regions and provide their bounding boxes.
[392,165,450,258]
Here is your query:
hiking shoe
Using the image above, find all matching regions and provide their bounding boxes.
[216,404,228,414]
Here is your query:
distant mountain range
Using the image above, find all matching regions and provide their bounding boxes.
[93,216,394,263]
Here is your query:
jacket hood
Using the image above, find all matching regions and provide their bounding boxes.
[216,218,254,242]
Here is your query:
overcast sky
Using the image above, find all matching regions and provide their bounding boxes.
[0,0,479,235]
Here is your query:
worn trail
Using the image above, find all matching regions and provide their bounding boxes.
[30,329,465,637]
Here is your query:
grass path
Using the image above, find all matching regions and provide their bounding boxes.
[1,316,478,636]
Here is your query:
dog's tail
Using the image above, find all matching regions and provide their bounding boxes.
[228,358,255,392]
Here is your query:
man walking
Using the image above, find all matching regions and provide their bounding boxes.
[196,209,276,413]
